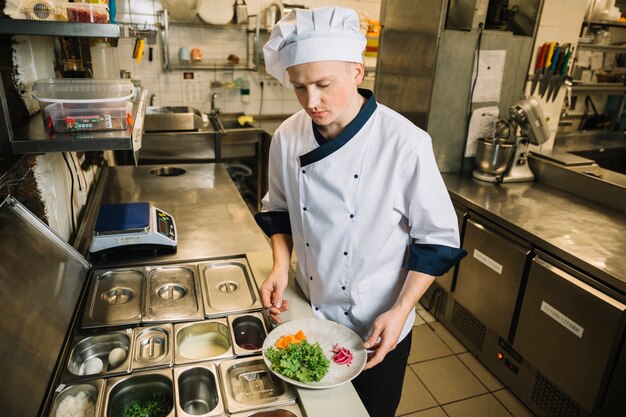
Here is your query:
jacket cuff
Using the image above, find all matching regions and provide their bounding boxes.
[408,243,467,276]
[254,211,292,237]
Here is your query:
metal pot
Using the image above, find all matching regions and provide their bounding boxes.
[474,137,515,176]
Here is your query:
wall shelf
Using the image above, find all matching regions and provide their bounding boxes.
[577,43,626,53]
[0,18,120,38]
[157,9,261,72]
[10,90,147,154]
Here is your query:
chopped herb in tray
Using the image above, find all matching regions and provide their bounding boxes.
[265,339,330,383]
[122,393,172,417]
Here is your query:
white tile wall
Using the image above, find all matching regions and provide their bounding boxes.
[524,0,589,152]
[116,0,381,115]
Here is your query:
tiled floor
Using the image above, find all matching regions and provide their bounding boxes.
[395,305,536,417]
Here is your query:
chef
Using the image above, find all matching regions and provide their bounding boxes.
[255,6,466,417]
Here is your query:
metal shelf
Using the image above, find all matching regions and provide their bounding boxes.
[584,20,626,28]
[158,9,261,72]
[577,43,626,53]
[572,83,626,93]
[0,18,120,38]
[10,90,147,154]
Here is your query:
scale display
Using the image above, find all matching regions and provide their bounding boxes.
[89,202,177,254]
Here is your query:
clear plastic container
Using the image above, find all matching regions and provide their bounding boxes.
[65,2,109,23]
[33,78,133,101]
[44,101,133,132]
[32,79,134,133]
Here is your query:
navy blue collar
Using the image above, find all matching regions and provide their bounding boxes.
[300,89,377,167]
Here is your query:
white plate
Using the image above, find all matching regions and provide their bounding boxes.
[198,0,234,25]
[262,318,367,389]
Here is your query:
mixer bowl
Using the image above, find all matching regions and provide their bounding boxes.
[474,138,515,176]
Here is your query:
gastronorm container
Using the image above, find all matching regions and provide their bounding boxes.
[229,403,303,417]
[32,78,133,133]
[228,312,268,357]
[44,101,133,133]
[218,357,296,414]
[132,324,174,370]
[174,319,234,365]
[199,258,263,317]
[102,369,175,417]
[143,265,204,323]
[48,379,104,417]
[65,2,109,23]
[174,362,226,417]
[62,330,133,382]
[82,268,143,329]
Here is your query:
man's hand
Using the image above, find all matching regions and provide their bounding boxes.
[260,269,289,323]
[363,307,409,370]
[362,270,436,370]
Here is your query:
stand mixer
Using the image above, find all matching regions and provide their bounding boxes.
[473,97,550,183]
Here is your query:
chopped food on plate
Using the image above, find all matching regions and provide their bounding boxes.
[332,343,354,366]
[265,336,330,383]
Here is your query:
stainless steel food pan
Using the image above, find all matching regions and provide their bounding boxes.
[227,312,268,357]
[174,319,234,365]
[102,368,175,417]
[218,357,296,414]
[48,379,104,417]
[199,258,262,317]
[174,362,226,417]
[132,324,174,370]
[229,403,303,417]
[82,268,143,328]
[143,265,204,323]
[62,330,133,382]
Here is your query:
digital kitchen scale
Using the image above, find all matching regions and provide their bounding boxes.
[89,202,177,254]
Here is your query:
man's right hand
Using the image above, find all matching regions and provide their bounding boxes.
[260,269,289,323]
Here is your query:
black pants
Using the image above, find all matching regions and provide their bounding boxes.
[351,331,412,417]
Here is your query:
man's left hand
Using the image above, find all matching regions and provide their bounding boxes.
[362,307,410,370]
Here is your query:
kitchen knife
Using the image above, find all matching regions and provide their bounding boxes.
[546,45,567,100]
[540,43,560,98]
[530,43,548,96]
[551,49,572,102]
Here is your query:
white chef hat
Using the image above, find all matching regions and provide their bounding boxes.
[263,6,366,86]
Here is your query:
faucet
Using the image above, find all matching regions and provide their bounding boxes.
[149,93,156,106]
[211,92,220,116]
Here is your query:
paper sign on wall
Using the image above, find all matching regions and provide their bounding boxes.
[465,106,499,157]
[471,50,506,103]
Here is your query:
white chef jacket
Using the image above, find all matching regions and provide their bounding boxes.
[256,89,465,343]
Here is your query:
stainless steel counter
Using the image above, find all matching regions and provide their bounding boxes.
[92,164,268,267]
[85,163,369,417]
[443,173,626,295]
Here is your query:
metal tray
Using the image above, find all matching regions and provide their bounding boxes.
[174,319,234,365]
[132,324,174,370]
[174,362,226,417]
[102,368,175,417]
[228,312,268,357]
[143,265,204,323]
[48,379,104,417]
[199,258,262,317]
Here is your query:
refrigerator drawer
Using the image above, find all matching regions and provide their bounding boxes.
[454,218,531,339]
[514,256,626,412]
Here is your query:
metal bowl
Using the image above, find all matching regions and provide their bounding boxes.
[474,138,515,176]
[174,319,233,364]
[174,362,225,417]
[64,332,132,381]
[103,369,175,417]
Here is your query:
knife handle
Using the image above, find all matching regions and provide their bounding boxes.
[545,42,556,69]
[549,46,561,72]
[561,50,572,75]
[536,43,548,70]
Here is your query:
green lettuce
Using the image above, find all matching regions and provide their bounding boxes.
[265,340,330,383]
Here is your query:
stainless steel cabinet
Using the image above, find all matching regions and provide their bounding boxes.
[454,217,531,340]
[514,255,626,413]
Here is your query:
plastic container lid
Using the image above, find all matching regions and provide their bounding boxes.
[32,78,134,103]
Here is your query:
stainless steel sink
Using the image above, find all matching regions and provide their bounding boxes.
[174,362,225,417]
[218,357,297,414]
[145,106,205,132]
